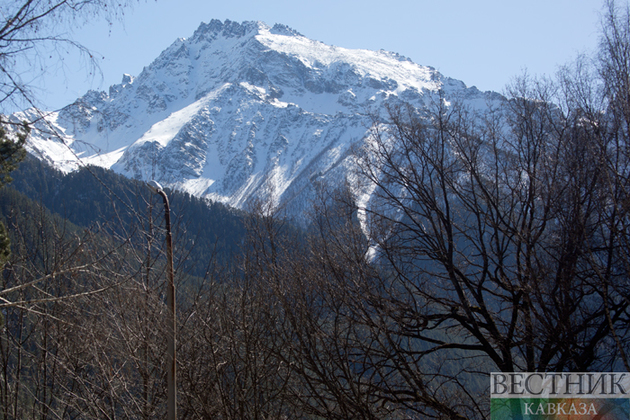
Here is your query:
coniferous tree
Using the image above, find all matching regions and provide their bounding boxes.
[0,121,27,267]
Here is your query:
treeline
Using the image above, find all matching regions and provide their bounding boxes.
[0,1,629,419]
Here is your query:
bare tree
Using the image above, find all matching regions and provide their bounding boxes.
[176,203,305,420]
[0,185,186,419]
[273,4,630,417]
[0,0,138,113]
[593,0,630,370]
[0,195,137,419]
[291,9,630,416]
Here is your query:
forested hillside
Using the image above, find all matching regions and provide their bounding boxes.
[6,157,248,276]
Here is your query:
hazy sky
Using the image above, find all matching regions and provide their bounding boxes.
[24,0,605,111]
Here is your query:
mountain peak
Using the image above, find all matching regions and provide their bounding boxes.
[188,19,305,46]
[190,19,265,42]
[22,18,503,220]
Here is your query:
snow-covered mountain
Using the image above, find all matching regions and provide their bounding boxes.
[16,19,502,219]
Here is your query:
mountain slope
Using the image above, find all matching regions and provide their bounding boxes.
[14,19,502,219]
[6,156,249,275]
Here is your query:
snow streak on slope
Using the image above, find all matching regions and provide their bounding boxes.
[17,19,503,221]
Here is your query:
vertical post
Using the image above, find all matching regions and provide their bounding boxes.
[148,181,177,420]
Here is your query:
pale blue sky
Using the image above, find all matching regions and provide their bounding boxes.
[25,0,605,111]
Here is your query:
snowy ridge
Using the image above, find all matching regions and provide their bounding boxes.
[15,19,502,220]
